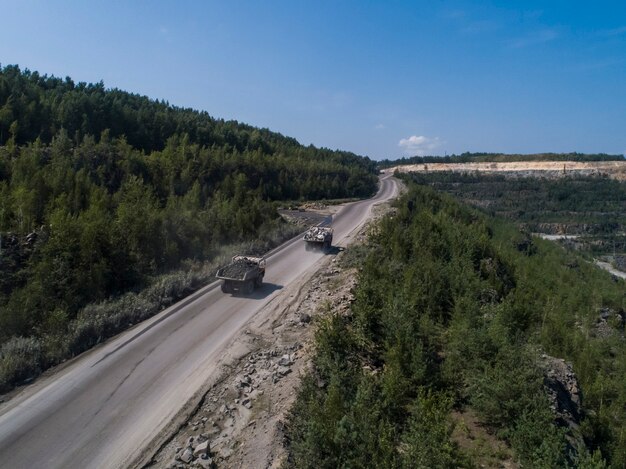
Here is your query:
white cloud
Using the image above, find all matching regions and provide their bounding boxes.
[398,135,442,156]
[375,123,385,130]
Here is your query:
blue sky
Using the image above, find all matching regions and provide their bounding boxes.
[1,1,625,160]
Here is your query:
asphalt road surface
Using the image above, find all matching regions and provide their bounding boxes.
[0,175,399,469]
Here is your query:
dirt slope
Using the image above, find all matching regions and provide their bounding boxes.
[387,161,626,180]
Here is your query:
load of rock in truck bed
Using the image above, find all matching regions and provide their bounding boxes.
[303,226,333,251]
[217,256,265,280]
[216,256,266,294]
[303,226,333,242]
[218,259,257,279]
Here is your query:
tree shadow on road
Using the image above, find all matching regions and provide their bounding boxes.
[324,246,344,256]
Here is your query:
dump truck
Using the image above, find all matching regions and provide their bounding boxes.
[303,226,333,251]
[216,255,266,294]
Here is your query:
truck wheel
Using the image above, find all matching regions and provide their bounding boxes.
[221,282,231,293]
[254,274,263,288]
[244,280,254,294]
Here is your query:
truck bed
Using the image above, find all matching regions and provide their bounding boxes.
[216,259,256,280]
[303,226,333,242]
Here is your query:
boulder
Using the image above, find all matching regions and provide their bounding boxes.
[595,307,625,339]
[541,355,581,424]
[194,456,213,469]
[193,440,210,457]
[278,354,292,366]
[180,447,194,463]
[237,374,252,387]
[278,366,292,377]
[540,354,585,457]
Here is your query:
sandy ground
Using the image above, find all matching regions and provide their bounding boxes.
[387,161,626,180]
[534,234,581,241]
[145,203,392,469]
[277,203,339,228]
[594,260,626,280]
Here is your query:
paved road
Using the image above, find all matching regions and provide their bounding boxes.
[0,175,399,469]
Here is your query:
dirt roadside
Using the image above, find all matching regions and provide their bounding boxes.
[143,201,394,469]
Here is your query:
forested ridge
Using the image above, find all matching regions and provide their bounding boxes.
[408,172,626,257]
[0,65,378,391]
[0,64,296,153]
[286,177,625,467]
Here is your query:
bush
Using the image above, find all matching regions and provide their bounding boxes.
[0,336,42,392]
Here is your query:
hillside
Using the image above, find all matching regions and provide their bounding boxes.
[285,178,626,467]
[0,65,378,392]
[0,65,297,153]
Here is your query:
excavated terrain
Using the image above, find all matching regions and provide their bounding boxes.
[388,161,626,180]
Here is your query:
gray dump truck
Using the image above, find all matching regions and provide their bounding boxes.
[303,226,333,251]
[216,255,266,294]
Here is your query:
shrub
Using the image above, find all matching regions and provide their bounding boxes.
[0,336,42,391]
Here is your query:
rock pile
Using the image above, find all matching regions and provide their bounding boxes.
[614,255,626,272]
[164,344,302,468]
[540,354,585,454]
[218,260,254,279]
[242,346,300,386]
[594,307,625,339]
[301,202,327,210]
[541,355,582,426]
[277,208,327,227]
[170,434,214,468]
[303,226,332,242]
